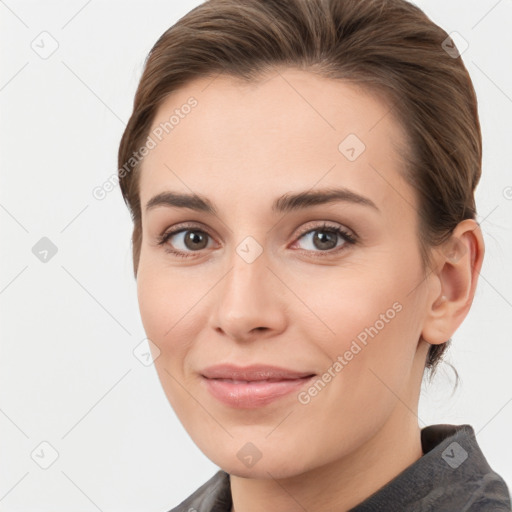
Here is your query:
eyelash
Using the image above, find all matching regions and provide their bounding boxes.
[156,222,358,259]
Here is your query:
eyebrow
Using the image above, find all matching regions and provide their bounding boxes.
[145,187,380,215]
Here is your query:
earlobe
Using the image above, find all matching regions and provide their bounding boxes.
[421,219,485,345]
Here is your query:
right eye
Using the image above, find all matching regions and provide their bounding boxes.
[157,226,215,258]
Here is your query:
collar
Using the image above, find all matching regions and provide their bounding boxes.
[169,424,511,512]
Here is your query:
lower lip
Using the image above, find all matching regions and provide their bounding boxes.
[202,376,314,408]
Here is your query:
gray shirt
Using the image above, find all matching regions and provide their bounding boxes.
[169,424,511,511]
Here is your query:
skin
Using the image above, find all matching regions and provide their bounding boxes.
[135,68,484,512]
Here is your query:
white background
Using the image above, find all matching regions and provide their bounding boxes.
[1,0,511,510]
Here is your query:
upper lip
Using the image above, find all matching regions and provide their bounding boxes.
[201,364,315,381]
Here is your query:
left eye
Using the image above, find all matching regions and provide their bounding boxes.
[293,226,355,252]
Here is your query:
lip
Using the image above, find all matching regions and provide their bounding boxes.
[200,364,316,408]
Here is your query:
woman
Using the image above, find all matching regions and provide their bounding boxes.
[117,0,511,510]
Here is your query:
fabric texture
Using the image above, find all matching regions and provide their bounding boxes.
[168,424,511,512]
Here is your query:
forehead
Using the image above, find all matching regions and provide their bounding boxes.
[138,68,414,220]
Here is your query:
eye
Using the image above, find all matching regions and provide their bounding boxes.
[292,222,357,255]
[157,225,214,258]
[157,221,357,259]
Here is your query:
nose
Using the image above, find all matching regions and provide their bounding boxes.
[209,245,287,342]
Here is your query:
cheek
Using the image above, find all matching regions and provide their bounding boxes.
[136,264,200,414]
[137,256,195,338]
[136,260,186,366]
[136,260,214,374]
[290,272,421,453]
[295,258,423,389]
[293,268,407,348]
[136,264,168,341]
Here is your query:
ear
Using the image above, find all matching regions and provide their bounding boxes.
[421,219,485,345]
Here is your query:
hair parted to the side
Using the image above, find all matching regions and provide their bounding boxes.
[117,0,482,376]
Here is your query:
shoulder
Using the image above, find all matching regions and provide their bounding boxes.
[167,469,232,512]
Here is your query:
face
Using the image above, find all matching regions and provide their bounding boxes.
[136,68,433,478]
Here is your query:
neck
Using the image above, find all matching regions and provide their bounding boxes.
[229,405,424,512]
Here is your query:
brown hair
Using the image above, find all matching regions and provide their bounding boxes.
[117,0,482,375]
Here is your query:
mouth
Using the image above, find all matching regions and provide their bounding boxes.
[200,364,316,408]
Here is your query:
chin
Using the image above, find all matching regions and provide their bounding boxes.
[207,448,313,480]
[223,463,303,480]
